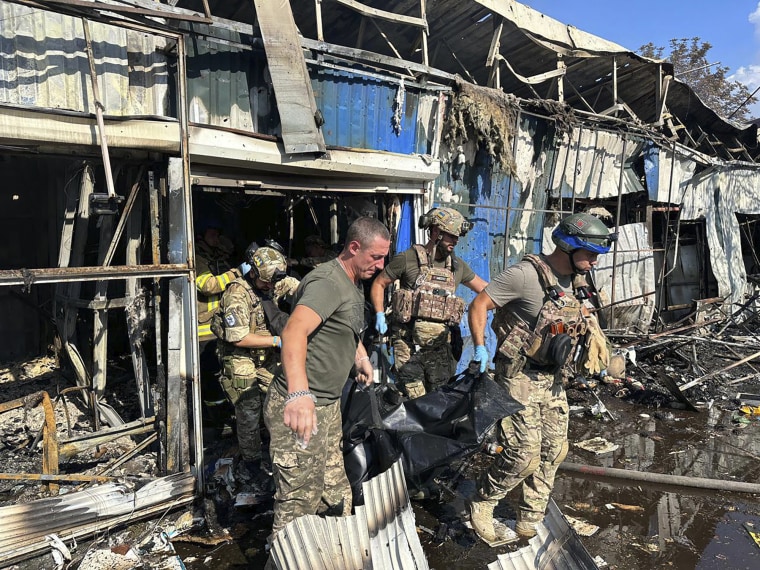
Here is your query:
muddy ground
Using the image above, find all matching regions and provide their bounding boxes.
[3,325,760,569]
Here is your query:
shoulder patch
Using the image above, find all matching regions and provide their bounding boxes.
[224,313,237,327]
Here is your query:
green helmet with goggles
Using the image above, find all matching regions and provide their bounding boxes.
[552,213,617,255]
[419,207,472,237]
[247,245,287,284]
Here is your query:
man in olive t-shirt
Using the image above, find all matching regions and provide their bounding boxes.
[263,217,390,544]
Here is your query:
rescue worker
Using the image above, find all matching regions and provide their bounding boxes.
[370,207,487,398]
[466,212,616,541]
[195,219,243,431]
[212,244,298,481]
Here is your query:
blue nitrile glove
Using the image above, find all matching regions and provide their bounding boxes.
[238,261,252,276]
[375,312,388,335]
[474,345,489,373]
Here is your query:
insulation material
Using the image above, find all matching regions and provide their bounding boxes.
[443,79,518,175]
[682,167,760,306]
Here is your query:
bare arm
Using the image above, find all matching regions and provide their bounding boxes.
[354,343,373,386]
[468,291,498,346]
[232,332,279,349]
[464,274,488,294]
[370,272,393,313]
[281,304,322,445]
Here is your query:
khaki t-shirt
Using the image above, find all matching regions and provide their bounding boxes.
[485,258,573,328]
[381,247,476,289]
[271,259,365,403]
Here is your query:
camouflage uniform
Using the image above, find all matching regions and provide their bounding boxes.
[214,277,278,462]
[264,389,351,534]
[474,255,590,528]
[386,245,472,398]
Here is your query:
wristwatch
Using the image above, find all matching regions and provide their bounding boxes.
[284,390,317,405]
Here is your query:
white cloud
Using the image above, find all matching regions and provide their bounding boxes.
[730,66,760,119]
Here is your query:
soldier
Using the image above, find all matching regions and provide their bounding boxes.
[212,244,298,481]
[370,207,487,398]
[195,219,244,431]
[299,234,338,269]
[466,213,616,541]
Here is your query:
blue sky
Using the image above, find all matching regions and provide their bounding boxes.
[525,1,760,117]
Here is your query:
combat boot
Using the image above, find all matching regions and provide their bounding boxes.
[467,496,499,542]
[515,519,538,539]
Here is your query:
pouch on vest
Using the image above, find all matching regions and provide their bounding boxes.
[412,320,449,347]
[391,289,414,323]
[210,311,225,339]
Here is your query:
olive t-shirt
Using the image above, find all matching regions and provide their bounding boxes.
[381,247,476,289]
[271,259,365,404]
[485,258,574,328]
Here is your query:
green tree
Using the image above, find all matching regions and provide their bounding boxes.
[639,38,756,122]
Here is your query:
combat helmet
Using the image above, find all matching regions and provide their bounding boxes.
[551,213,617,255]
[245,244,287,283]
[419,207,472,237]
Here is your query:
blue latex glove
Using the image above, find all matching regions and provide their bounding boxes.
[238,261,252,276]
[474,345,489,373]
[375,312,388,335]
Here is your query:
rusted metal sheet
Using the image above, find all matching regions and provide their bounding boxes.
[0,1,171,117]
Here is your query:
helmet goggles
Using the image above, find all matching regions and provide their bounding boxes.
[554,229,618,254]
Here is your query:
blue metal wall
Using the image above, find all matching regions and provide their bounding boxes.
[311,67,429,154]
[434,114,554,369]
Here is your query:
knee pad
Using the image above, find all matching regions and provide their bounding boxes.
[549,439,569,466]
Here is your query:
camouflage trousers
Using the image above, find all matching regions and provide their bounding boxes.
[477,361,569,525]
[392,336,456,398]
[263,389,352,538]
[230,382,265,462]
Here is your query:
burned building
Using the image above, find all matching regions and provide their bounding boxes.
[1,0,759,565]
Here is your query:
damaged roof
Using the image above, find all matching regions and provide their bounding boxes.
[163,0,760,161]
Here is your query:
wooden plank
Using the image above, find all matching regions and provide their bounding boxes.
[254,0,326,154]
[332,0,428,30]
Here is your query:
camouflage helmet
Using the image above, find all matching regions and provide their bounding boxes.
[248,246,287,283]
[422,207,472,237]
[552,213,617,254]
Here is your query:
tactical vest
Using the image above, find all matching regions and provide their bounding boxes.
[491,254,588,372]
[390,245,466,326]
[211,278,275,367]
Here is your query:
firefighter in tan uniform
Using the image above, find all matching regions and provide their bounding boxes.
[212,244,299,478]
[466,213,616,542]
[370,207,487,398]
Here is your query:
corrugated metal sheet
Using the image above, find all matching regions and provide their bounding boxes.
[682,166,760,306]
[552,128,644,200]
[644,144,699,204]
[312,67,436,155]
[487,499,599,570]
[271,460,428,569]
[0,1,170,116]
[185,35,256,130]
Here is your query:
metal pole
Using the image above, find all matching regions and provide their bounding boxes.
[609,136,628,330]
